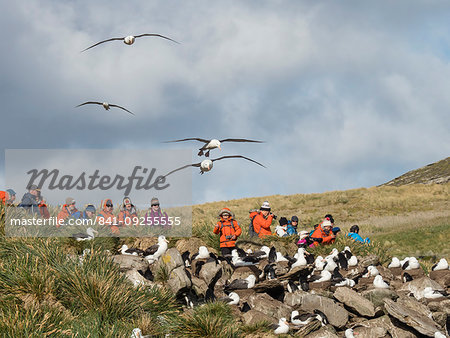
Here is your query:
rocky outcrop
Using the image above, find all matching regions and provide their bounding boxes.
[334,287,375,317]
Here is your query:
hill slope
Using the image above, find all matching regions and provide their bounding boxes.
[381,157,450,186]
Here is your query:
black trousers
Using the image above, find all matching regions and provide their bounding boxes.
[220,247,235,257]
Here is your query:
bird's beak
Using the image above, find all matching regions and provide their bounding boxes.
[93,230,99,234]
[165,239,169,243]
[218,145,221,150]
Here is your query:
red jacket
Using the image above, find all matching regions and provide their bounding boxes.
[250,211,274,238]
[118,209,139,226]
[213,217,242,248]
[310,224,335,246]
[0,191,5,204]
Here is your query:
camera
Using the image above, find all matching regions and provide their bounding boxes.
[225,235,233,240]
[271,214,277,220]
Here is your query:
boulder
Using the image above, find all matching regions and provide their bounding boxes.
[284,291,308,307]
[112,254,149,272]
[429,270,450,288]
[274,261,290,276]
[362,289,399,308]
[377,265,394,280]
[289,294,349,328]
[230,265,261,282]
[427,299,450,314]
[175,237,213,255]
[304,325,338,338]
[154,248,183,274]
[352,326,388,338]
[432,311,447,328]
[401,268,424,279]
[397,276,444,300]
[389,267,404,279]
[364,315,417,338]
[333,287,376,317]
[359,255,380,267]
[125,269,153,287]
[384,298,441,337]
[247,293,292,319]
[167,266,191,295]
[199,261,222,286]
[242,309,277,325]
[191,276,208,298]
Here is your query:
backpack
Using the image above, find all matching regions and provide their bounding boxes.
[248,212,259,237]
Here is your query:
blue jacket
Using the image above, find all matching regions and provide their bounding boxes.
[18,192,40,214]
[347,232,371,243]
[286,221,298,236]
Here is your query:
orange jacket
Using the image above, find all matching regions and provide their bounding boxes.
[213,217,242,248]
[57,205,79,223]
[310,224,335,246]
[250,211,274,238]
[118,209,139,226]
[97,199,118,233]
[0,191,5,204]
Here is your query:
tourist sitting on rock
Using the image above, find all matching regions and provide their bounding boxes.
[347,224,371,244]
[213,207,242,256]
[286,216,299,236]
[275,217,289,237]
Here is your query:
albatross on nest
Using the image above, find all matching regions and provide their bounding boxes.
[272,318,289,335]
[432,258,448,271]
[144,235,169,263]
[72,227,98,241]
[81,33,179,52]
[76,101,135,116]
[163,137,264,157]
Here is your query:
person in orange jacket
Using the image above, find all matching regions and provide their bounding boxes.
[0,189,16,205]
[118,197,139,227]
[250,201,276,238]
[96,199,119,234]
[309,218,336,246]
[57,197,79,226]
[213,207,242,256]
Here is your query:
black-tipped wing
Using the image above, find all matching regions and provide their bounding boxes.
[268,247,277,264]
[81,37,125,52]
[109,104,135,116]
[76,101,103,108]
[144,244,159,256]
[161,163,202,178]
[134,33,180,44]
[219,138,264,143]
[211,155,266,168]
[163,138,210,144]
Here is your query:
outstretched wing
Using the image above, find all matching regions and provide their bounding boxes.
[134,33,180,44]
[76,101,103,108]
[161,163,202,178]
[81,37,125,52]
[219,138,264,143]
[109,104,135,116]
[211,155,266,168]
[163,138,210,144]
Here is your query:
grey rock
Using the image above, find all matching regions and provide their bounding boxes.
[363,315,417,338]
[274,261,290,276]
[359,255,380,267]
[191,275,208,298]
[398,276,444,300]
[284,291,308,307]
[352,326,388,338]
[199,261,222,286]
[305,325,338,338]
[112,254,149,272]
[242,309,277,325]
[167,266,191,295]
[247,293,292,319]
[427,299,450,314]
[230,265,260,282]
[429,270,450,288]
[154,248,183,274]
[432,311,447,328]
[384,298,441,337]
[124,269,152,287]
[334,287,375,317]
[362,288,399,308]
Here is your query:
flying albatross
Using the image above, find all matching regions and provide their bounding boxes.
[163,138,264,157]
[81,33,179,52]
[76,101,135,116]
[159,155,266,178]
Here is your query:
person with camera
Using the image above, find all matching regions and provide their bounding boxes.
[251,201,276,238]
[213,207,242,256]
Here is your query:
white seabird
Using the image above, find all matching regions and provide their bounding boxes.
[403,257,420,270]
[310,270,332,283]
[345,328,356,338]
[81,33,179,52]
[220,292,240,305]
[163,137,264,157]
[273,318,289,335]
[76,101,135,116]
[291,310,318,326]
[225,274,256,290]
[276,251,289,263]
[348,255,358,267]
[373,275,390,289]
[144,235,169,263]
[388,257,401,268]
[130,328,150,338]
[323,256,338,272]
[72,227,98,241]
[160,155,266,178]
[423,287,446,299]
[314,256,325,271]
[362,265,380,278]
[432,258,449,271]
[291,248,308,268]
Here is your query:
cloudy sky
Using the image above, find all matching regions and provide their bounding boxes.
[1,1,449,205]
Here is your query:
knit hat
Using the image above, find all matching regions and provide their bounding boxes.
[6,189,16,197]
[219,207,234,218]
[279,217,288,226]
[322,219,332,227]
[28,184,40,191]
[123,196,132,205]
[151,197,160,206]
[291,216,299,223]
[85,204,96,213]
[260,201,271,211]
[66,197,75,205]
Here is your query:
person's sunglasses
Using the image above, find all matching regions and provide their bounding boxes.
[106,204,113,207]
[151,204,160,207]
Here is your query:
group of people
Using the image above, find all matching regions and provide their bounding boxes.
[1,185,170,234]
[213,201,371,255]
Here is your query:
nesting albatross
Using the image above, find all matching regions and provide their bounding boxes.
[81,33,179,52]
[163,138,264,157]
[72,227,98,241]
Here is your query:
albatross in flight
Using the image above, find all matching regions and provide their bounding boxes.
[163,138,264,157]
[160,155,266,178]
[76,101,135,116]
[81,33,179,52]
